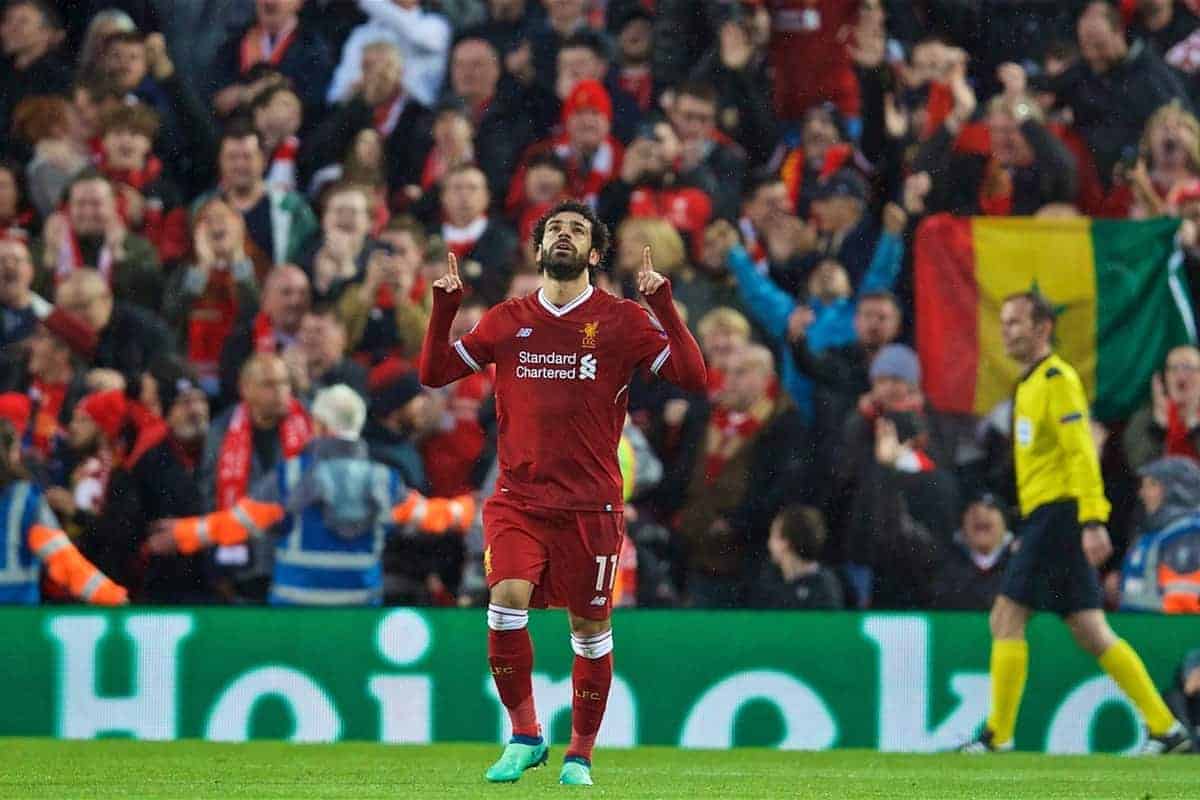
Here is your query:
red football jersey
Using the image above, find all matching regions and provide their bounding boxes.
[454,285,669,511]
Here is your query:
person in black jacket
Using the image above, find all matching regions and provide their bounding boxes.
[1028,1,1193,187]
[654,343,810,608]
[301,39,433,192]
[929,493,1015,611]
[749,504,845,610]
[53,269,173,383]
[0,0,71,161]
[791,290,902,493]
[914,90,1077,216]
[127,357,214,602]
[208,0,333,131]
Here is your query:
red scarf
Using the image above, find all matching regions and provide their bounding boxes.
[56,227,114,285]
[618,67,653,112]
[97,152,163,192]
[508,135,623,212]
[372,91,407,136]
[1166,400,1200,461]
[780,143,852,209]
[29,379,67,458]
[266,136,300,192]
[239,21,298,74]
[187,269,241,381]
[702,400,771,485]
[253,311,280,353]
[216,400,312,509]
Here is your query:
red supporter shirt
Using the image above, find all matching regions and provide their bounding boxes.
[454,286,670,512]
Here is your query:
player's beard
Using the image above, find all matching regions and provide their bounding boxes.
[541,246,589,281]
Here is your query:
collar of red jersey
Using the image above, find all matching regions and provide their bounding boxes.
[537,284,594,318]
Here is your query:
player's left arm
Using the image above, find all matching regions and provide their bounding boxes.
[636,246,707,392]
[1048,369,1112,525]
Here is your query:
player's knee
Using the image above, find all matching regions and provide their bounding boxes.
[487,603,529,632]
[489,579,532,610]
[570,627,613,660]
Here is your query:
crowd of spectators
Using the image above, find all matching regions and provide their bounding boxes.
[4,0,1200,611]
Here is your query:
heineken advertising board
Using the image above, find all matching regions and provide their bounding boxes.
[0,608,1190,753]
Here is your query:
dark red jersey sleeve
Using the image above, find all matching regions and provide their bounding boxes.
[420,291,508,387]
[639,282,707,392]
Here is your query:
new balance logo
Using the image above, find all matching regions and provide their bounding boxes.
[590,595,607,606]
[579,354,597,380]
[516,327,533,338]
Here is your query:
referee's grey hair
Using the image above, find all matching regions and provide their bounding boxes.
[311,385,366,440]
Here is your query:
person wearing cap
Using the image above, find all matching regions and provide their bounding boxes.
[554,30,641,144]
[45,388,165,590]
[0,414,127,606]
[146,384,476,606]
[802,168,882,290]
[928,494,1015,611]
[509,79,623,212]
[1115,455,1200,613]
[364,367,430,490]
[836,342,958,609]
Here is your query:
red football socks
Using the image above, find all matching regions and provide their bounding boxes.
[488,628,540,739]
[567,651,613,763]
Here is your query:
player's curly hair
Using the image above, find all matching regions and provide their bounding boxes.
[532,200,611,264]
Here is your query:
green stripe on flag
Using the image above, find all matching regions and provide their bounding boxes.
[1092,217,1190,421]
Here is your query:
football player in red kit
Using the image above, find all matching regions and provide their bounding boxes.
[419,201,706,786]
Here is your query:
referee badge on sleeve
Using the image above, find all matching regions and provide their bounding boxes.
[1016,417,1033,447]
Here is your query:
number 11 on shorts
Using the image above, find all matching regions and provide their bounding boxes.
[594,554,618,591]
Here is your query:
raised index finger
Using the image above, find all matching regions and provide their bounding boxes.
[641,245,652,274]
[447,251,459,278]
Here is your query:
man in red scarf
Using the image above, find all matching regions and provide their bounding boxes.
[508,79,624,212]
[201,352,312,601]
[211,0,333,123]
[36,172,163,311]
[96,103,189,264]
[217,264,310,407]
[439,164,518,306]
[663,343,808,609]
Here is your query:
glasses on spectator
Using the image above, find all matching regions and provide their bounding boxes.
[1166,362,1200,373]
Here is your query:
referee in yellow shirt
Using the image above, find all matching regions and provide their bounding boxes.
[961,292,1191,754]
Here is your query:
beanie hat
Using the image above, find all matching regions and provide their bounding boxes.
[372,371,424,418]
[562,79,613,125]
[0,392,32,438]
[869,344,921,386]
[147,358,201,416]
[79,390,128,441]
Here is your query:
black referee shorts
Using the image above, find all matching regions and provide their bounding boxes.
[1000,500,1102,616]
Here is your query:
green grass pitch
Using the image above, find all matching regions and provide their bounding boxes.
[3,739,1197,799]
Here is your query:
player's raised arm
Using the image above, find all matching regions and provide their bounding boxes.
[419,251,477,387]
[637,245,707,392]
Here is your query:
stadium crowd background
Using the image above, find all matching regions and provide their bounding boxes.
[3,0,1200,612]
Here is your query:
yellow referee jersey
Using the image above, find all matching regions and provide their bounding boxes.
[1012,353,1111,524]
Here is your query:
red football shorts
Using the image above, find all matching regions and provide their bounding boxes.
[482,493,625,619]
